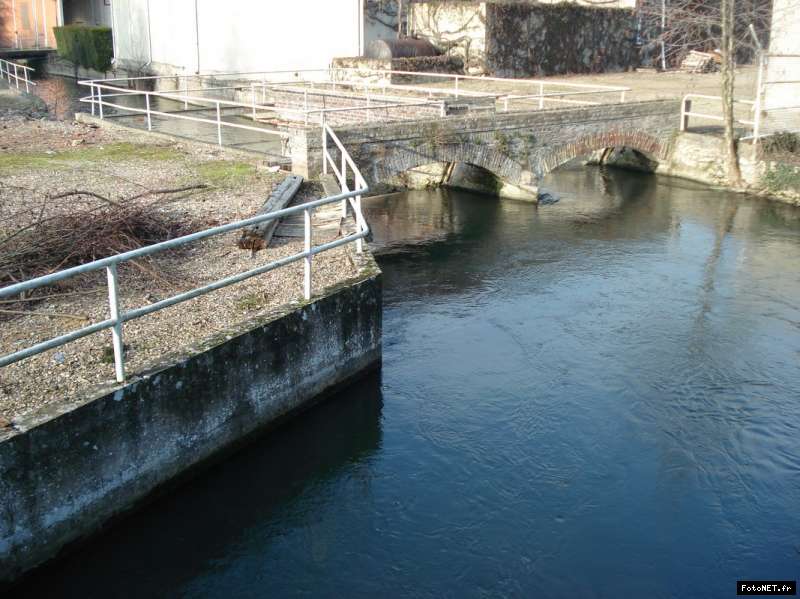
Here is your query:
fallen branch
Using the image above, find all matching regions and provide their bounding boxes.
[47,190,121,207]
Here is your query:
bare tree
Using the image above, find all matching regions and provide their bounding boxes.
[720,0,742,183]
[637,0,775,184]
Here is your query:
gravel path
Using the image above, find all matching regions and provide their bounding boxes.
[0,111,357,424]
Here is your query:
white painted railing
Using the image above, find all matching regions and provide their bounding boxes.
[0,58,36,93]
[77,67,631,137]
[0,188,370,384]
[78,81,293,147]
[322,121,369,254]
[680,94,758,140]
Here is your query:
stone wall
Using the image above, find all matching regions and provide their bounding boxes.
[331,55,465,85]
[290,99,682,198]
[410,1,638,76]
[485,3,638,77]
[409,2,489,74]
[0,252,382,585]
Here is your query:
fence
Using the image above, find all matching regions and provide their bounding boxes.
[0,58,36,93]
[680,94,756,134]
[77,67,631,140]
[679,54,800,144]
[0,185,370,384]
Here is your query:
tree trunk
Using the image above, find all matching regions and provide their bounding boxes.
[398,0,404,38]
[720,0,742,185]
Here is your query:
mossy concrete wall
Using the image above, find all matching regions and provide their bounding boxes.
[0,251,382,586]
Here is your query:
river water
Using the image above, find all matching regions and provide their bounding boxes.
[10,159,800,593]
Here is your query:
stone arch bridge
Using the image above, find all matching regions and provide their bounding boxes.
[292,99,683,200]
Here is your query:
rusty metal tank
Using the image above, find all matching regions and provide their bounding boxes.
[365,38,440,60]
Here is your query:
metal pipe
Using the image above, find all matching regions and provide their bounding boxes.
[145,0,153,67]
[106,265,125,382]
[194,0,201,74]
[304,208,312,300]
[215,101,222,146]
[11,0,19,49]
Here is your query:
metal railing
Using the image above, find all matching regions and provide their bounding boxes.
[322,121,368,254]
[76,67,631,137]
[0,185,370,384]
[0,58,36,93]
[78,81,293,148]
[329,67,630,108]
[680,94,757,135]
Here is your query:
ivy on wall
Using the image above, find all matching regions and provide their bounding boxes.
[53,25,114,73]
[486,2,638,76]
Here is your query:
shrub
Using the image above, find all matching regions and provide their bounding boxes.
[53,25,113,73]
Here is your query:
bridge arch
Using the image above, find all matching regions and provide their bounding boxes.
[534,130,667,179]
[366,142,532,189]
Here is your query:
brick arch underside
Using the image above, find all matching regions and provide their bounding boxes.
[368,144,527,186]
[535,130,667,178]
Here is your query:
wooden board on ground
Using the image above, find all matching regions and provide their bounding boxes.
[237,174,303,251]
[274,173,347,243]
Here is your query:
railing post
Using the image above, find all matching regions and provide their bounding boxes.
[216,101,222,146]
[681,97,691,131]
[752,54,765,145]
[322,124,328,175]
[13,63,19,89]
[303,208,312,300]
[341,151,347,192]
[106,264,126,383]
[145,92,152,130]
[98,86,104,119]
[440,101,446,117]
[356,190,363,254]
[90,83,96,116]
[24,68,29,94]
[252,82,257,121]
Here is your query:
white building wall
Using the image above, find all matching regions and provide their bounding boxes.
[112,0,365,75]
[764,0,800,110]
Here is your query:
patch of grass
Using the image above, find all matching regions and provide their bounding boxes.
[764,162,800,193]
[235,292,266,312]
[195,161,258,186]
[0,142,181,171]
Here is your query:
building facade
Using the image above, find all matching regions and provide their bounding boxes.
[110,0,395,75]
[0,0,60,49]
[764,0,800,110]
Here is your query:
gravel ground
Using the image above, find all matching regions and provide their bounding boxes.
[0,109,357,424]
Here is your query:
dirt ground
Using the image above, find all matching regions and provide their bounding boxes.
[0,98,357,424]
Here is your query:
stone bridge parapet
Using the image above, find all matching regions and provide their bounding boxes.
[290,99,683,199]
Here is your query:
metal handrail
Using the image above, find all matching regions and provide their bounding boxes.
[322,121,368,253]
[0,187,370,383]
[0,58,36,93]
[680,93,757,134]
[77,68,631,133]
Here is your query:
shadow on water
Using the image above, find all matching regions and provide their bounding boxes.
[10,371,384,599]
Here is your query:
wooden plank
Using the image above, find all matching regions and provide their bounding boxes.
[237,175,303,251]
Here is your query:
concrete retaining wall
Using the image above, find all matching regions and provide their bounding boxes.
[0,251,382,586]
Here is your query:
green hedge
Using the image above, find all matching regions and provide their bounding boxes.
[53,25,113,73]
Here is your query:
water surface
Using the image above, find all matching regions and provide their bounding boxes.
[13,167,800,598]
